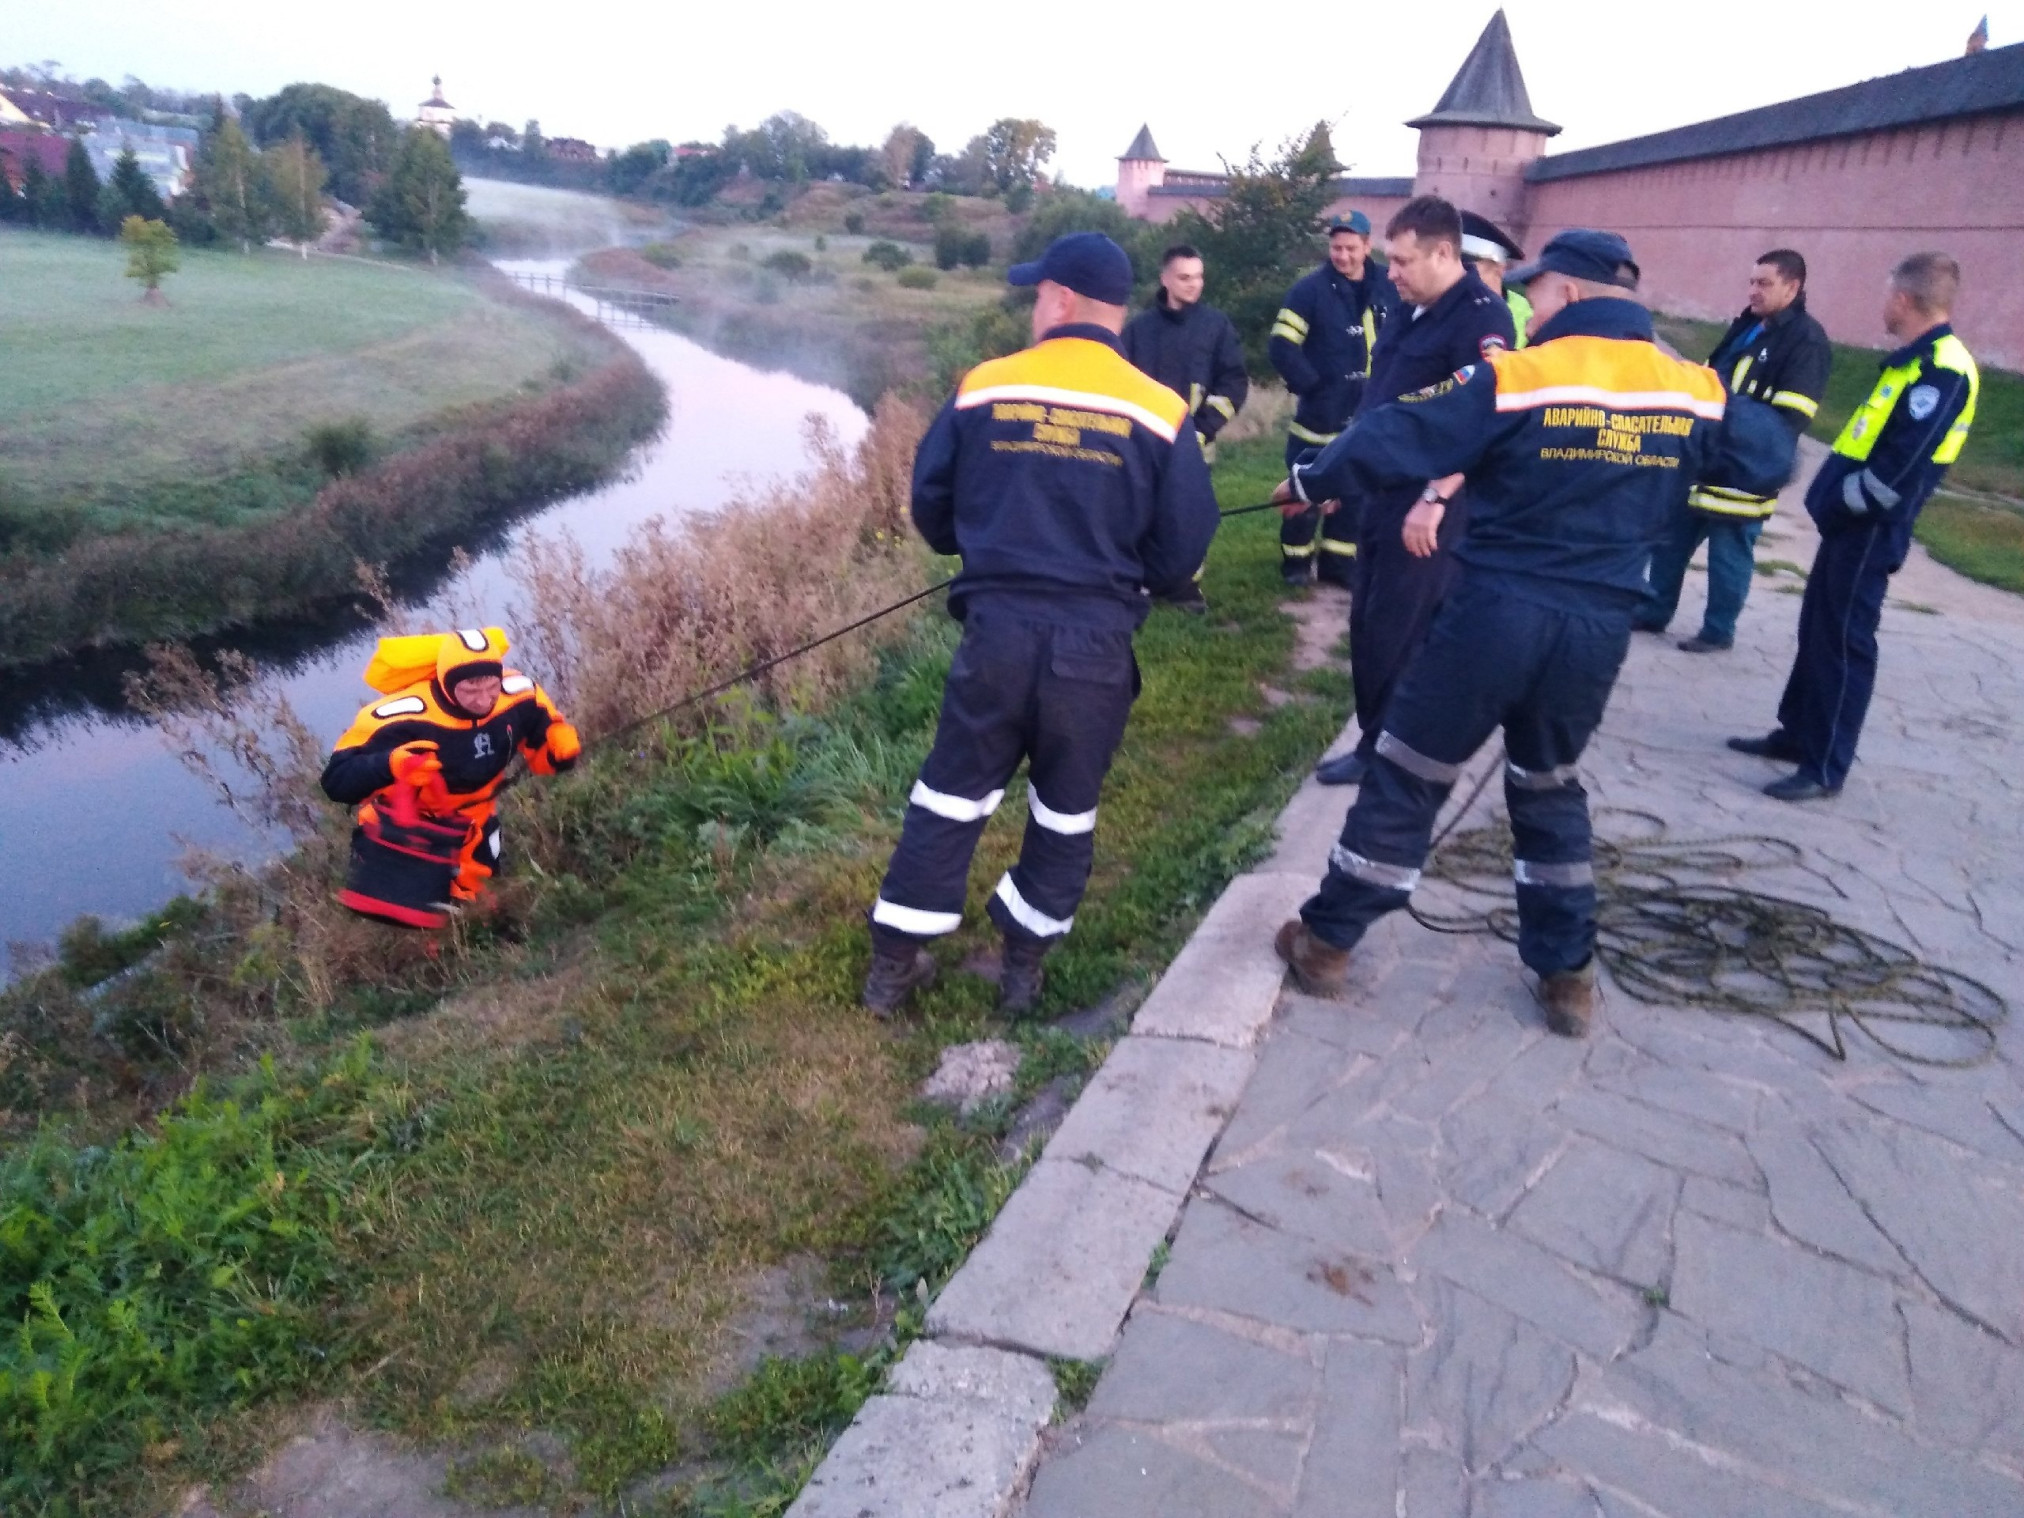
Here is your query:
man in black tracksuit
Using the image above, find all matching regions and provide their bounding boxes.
[1270,211,1399,586]
[1123,242,1248,611]
[863,233,1220,1016]
[1636,249,1831,651]
[1285,196,1515,787]
[1270,230,1796,1036]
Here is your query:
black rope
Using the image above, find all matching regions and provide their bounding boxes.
[1220,500,1287,519]
[1409,796,2008,1068]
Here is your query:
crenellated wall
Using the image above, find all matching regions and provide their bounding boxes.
[1522,108,2024,368]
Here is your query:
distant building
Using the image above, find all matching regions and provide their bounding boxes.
[1119,8,2024,367]
[2,86,113,134]
[82,119,199,200]
[418,76,455,138]
[546,136,600,162]
[0,129,71,192]
[0,89,32,130]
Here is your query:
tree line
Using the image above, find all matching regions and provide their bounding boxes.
[0,76,470,262]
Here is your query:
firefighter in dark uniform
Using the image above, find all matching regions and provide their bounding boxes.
[1122,242,1249,613]
[1459,210,1532,349]
[1270,211,1398,587]
[1271,230,1795,1034]
[1730,251,1979,801]
[1636,249,1831,651]
[322,627,581,926]
[1286,196,1516,787]
[864,233,1220,1016]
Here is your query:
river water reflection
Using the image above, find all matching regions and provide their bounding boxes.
[0,259,866,970]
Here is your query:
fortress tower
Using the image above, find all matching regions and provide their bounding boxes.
[1116,125,1166,219]
[1407,9,1557,234]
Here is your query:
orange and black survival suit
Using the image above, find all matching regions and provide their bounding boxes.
[1288,232,1793,988]
[863,233,1219,1014]
[321,628,580,926]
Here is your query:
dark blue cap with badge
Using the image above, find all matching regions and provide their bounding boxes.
[1507,229,1641,290]
[1329,210,1372,237]
[1007,232,1135,306]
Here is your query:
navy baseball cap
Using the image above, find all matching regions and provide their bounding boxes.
[1508,229,1641,290]
[1329,211,1372,237]
[1007,232,1134,305]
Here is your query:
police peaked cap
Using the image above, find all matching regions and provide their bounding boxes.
[1458,211,1523,266]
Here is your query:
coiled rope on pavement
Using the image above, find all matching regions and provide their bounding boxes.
[1408,759,2008,1066]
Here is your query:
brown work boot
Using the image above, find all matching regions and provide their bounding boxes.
[1537,959,1597,1038]
[862,942,937,1017]
[998,935,1052,1017]
[1274,919,1351,998]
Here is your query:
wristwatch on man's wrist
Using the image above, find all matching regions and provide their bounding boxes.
[1420,485,1450,506]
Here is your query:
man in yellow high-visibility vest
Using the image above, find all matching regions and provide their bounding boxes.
[1729,252,1980,801]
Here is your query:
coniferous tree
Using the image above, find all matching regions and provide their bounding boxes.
[62,138,102,234]
[98,147,168,231]
[22,154,64,228]
[368,127,469,264]
[198,117,268,251]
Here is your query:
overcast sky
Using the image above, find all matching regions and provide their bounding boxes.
[9,2,2017,188]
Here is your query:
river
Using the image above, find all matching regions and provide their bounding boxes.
[0,258,866,973]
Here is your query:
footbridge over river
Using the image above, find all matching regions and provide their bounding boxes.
[500,267,679,329]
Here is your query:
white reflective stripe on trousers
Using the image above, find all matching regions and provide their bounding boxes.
[871,897,964,936]
[1505,761,1580,790]
[909,779,1005,823]
[1512,859,1596,888]
[1329,844,1422,893]
[1027,784,1096,835]
[1376,731,1463,785]
[994,873,1073,937]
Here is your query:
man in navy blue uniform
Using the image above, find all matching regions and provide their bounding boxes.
[1270,211,1398,586]
[1269,230,1794,1036]
[1729,252,1979,801]
[1284,196,1516,787]
[863,233,1220,1016]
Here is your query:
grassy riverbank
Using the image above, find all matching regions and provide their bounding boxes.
[0,230,661,666]
[1654,311,2024,594]
[0,434,1340,1514]
[575,228,1014,407]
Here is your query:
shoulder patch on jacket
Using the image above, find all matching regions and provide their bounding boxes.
[500,675,534,695]
[373,695,428,719]
[957,337,1190,442]
[1907,384,1940,421]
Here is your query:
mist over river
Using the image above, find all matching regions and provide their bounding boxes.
[0,258,866,973]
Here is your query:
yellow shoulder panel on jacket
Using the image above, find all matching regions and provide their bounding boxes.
[334,678,456,750]
[1488,336,1726,418]
[957,337,1191,442]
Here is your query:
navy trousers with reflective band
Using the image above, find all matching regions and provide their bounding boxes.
[1639,509,1764,645]
[1348,504,1462,761]
[1774,523,1895,790]
[1280,434,1359,584]
[873,605,1137,948]
[1301,581,1631,977]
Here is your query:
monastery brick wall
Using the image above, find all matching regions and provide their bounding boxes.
[1524,108,2024,369]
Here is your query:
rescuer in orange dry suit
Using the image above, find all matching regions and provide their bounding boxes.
[321,627,581,927]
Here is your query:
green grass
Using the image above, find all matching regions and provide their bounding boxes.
[0,229,608,530]
[1655,311,2024,593]
[0,437,1338,1514]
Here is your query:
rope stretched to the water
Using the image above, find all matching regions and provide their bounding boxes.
[1408,766,2007,1066]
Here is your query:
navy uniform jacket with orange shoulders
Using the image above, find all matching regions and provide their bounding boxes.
[910,322,1220,631]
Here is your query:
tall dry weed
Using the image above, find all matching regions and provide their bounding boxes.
[512,394,933,739]
[1217,382,1295,445]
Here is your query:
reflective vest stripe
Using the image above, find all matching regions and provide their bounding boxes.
[1688,483,1776,518]
[1831,332,1979,468]
[1275,307,1309,338]
[1770,390,1819,419]
[1287,422,1340,446]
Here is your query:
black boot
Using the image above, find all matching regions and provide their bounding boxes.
[862,940,936,1017]
[999,935,1052,1017]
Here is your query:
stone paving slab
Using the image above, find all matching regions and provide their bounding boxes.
[787,1342,1055,1518]
[1041,1035,1255,1198]
[1131,871,1315,1048]
[1017,449,2024,1515]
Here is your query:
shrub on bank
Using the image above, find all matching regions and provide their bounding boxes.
[0,352,667,668]
[896,266,937,290]
[861,240,910,272]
